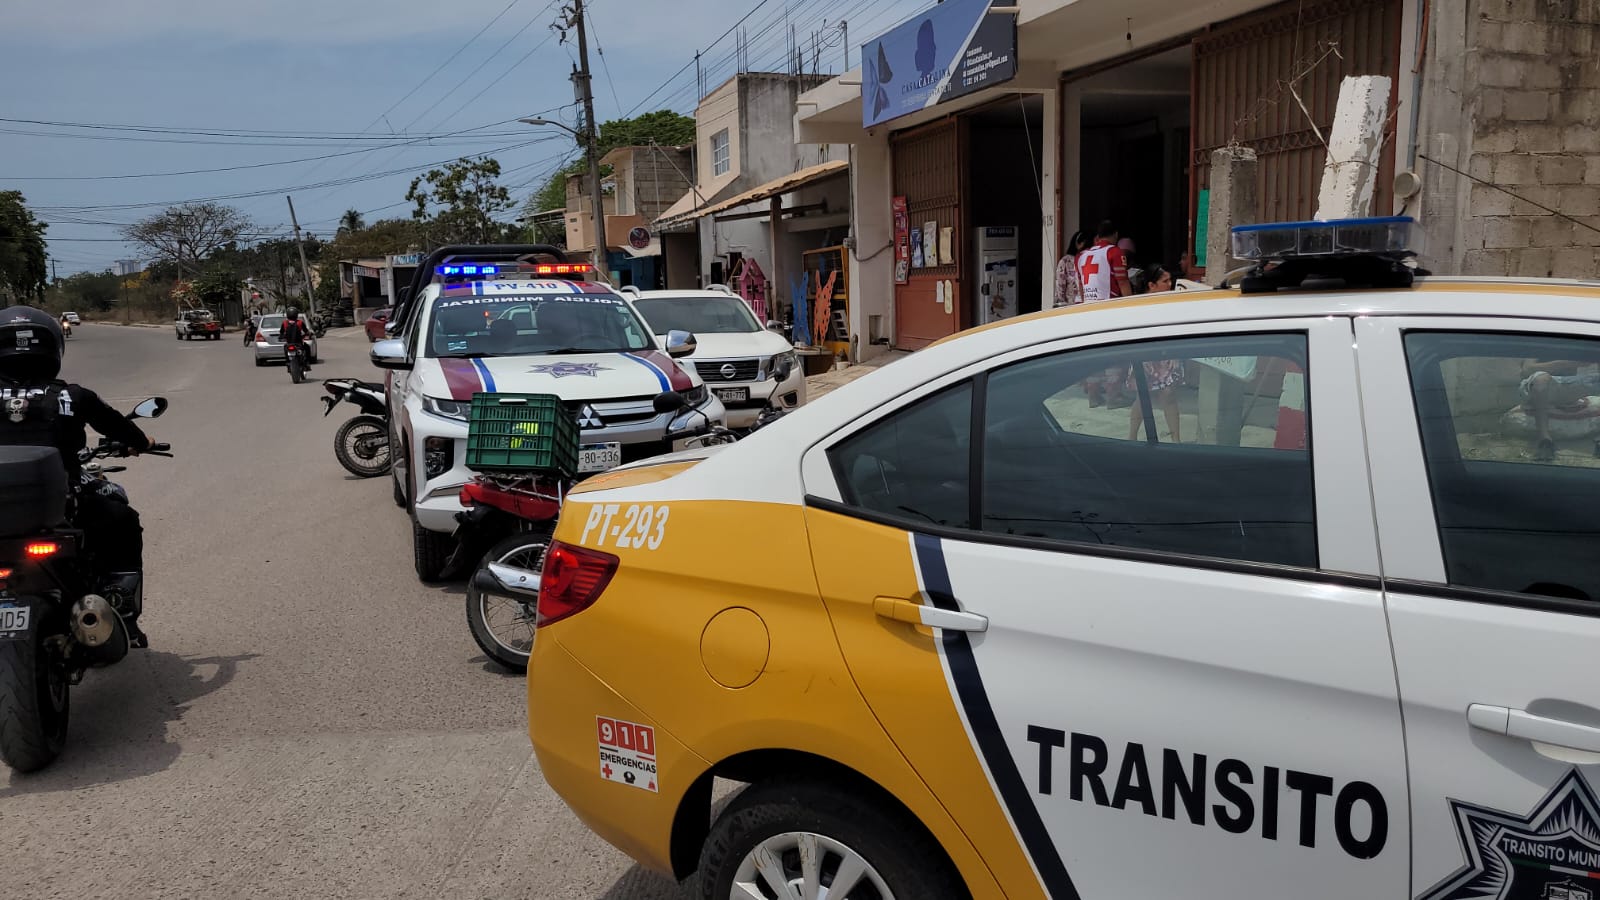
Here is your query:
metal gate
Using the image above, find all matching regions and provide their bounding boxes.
[892,119,963,349]
[1192,0,1403,231]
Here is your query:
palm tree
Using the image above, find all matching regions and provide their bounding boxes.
[337,209,365,235]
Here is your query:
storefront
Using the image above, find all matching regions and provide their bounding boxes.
[1058,0,1403,280]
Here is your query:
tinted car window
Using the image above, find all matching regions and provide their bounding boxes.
[1404,331,1600,601]
[829,383,973,528]
[981,333,1316,566]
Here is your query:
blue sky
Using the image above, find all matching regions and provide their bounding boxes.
[2,0,928,275]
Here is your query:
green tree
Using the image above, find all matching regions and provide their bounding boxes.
[406,157,515,244]
[0,191,49,303]
[529,110,696,217]
[54,270,120,312]
[338,209,365,234]
[189,267,241,308]
[312,218,424,310]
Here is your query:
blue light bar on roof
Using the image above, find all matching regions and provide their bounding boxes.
[436,264,500,277]
[1230,216,1419,262]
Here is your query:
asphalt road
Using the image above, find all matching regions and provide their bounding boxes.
[3,323,687,900]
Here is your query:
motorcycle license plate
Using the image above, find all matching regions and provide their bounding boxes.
[713,387,748,404]
[579,443,622,473]
[0,604,30,639]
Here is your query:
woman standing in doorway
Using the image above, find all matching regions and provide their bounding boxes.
[1053,230,1092,308]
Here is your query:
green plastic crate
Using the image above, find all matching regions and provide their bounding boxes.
[465,392,579,474]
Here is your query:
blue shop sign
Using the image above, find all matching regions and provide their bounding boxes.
[861,0,1017,128]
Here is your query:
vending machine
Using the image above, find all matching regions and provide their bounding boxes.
[975,226,1018,324]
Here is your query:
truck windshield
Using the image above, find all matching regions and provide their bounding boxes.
[426,293,654,358]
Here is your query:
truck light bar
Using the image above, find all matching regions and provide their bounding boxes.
[1231,216,1419,262]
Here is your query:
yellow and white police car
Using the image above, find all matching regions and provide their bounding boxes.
[527,218,1600,899]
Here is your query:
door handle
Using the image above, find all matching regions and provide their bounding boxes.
[1468,704,1600,754]
[873,597,988,633]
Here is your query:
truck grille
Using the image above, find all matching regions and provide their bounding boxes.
[696,358,760,383]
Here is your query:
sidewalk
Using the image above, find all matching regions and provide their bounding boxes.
[804,349,910,400]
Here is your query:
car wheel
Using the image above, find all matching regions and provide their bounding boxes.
[411,517,456,583]
[697,780,968,900]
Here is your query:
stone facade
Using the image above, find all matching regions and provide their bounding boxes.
[1420,0,1600,278]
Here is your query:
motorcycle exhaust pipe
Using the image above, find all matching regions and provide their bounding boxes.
[71,594,129,666]
[477,562,541,600]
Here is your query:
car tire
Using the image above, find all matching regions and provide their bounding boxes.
[411,517,456,583]
[697,779,968,900]
[254,357,266,367]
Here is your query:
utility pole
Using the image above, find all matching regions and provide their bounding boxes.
[571,0,607,272]
[285,195,318,317]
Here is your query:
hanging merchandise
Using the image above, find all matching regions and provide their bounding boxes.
[790,272,810,346]
[910,228,925,267]
[892,196,911,285]
[733,258,769,324]
[922,221,938,267]
[813,268,839,346]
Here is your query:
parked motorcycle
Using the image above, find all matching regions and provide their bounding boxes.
[321,378,390,478]
[0,397,171,773]
[285,341,310,384]
[462,392,788,673]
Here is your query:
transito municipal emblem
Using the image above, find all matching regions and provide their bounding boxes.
[1420,770,1600,900]
[529,362,608,378]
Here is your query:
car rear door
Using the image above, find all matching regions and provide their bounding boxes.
[802,317,1408,899]
[1355,315,1600,900]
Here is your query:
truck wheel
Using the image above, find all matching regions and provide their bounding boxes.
[0,617,69,773]
[412,517,456,583]
[698,780,968,900]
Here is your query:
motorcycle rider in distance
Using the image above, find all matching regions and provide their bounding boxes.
[0,306,157,647]
[280,307,312,369]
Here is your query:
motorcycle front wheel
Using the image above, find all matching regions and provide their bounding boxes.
[0,615,70,773]
[465,531,551,674]
[334,415,390,478]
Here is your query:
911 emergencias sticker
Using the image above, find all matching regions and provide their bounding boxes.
[597,716,658,792]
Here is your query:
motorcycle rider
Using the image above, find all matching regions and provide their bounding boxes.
[0,306,156,646]
[280,306,312,369]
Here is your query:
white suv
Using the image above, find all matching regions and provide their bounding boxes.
[626,287,805,429]
[373,271,724,580]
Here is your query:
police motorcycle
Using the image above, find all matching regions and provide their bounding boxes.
[0,397,171,773]
[320,378,390,478]
[461,391,787,673]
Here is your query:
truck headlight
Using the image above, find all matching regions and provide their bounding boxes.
[423,396,469,421]
[771,351,798,382]
[682,384,709,407]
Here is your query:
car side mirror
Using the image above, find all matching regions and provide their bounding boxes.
[130,397,167,419]
[652,391,688,414]
[371,338,412,371]
[766,320,783,332]
[665,329,697,359]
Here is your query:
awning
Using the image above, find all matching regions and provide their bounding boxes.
[654,160,849,230]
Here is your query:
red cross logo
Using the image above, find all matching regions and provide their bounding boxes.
[1080,256,1101,278]
[602,764,614,779]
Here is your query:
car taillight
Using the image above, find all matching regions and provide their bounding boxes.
[537,541,618,626]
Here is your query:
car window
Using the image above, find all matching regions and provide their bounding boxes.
[829,383,974,528]
[1403,331,1600,601]
[425,292,652,358]
[260,315,284,330]
[632,296,760,335]
[980,333,1316,567]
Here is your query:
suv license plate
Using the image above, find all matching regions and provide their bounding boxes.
[579,443,623,473]
[0,605,31,639]
[713,387,748,404]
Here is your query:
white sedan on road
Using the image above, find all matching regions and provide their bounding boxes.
[628,287,805,429]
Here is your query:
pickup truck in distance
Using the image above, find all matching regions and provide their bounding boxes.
[176,309,222,341]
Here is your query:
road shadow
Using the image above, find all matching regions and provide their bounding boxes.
[0,650,258,796]
[599,865,691,900]
[468,654,526,679]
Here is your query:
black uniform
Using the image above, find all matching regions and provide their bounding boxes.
[0,378,150,572]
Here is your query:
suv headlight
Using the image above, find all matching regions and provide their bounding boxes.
[682,384,709,407]
[423,396,469,421]
[769,351,799,382]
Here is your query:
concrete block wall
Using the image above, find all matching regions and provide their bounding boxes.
[1453,0,1600,278]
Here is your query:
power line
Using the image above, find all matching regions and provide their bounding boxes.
[621,0,783,118]
[401,0,562,134]
[585,5,624,112]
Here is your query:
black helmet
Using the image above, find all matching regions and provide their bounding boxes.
[0,306,65,382]
[286,306,301,320]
